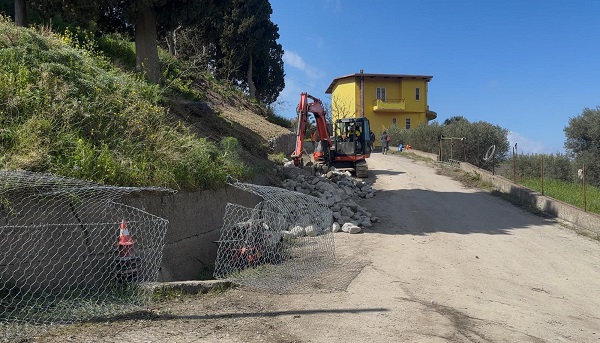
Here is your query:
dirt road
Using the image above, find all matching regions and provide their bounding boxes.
[34,153,600,342]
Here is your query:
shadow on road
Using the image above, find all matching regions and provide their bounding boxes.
[87,307,389,323]
[360,183,555,237]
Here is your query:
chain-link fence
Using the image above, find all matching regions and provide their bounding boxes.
[0,171,174,341]
[499,154,599,215]
[214,179,336,293]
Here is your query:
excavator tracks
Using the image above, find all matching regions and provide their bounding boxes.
[355,160,368,178]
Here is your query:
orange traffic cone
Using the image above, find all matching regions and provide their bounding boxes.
[116,219,136,258]
[115,219,139,283]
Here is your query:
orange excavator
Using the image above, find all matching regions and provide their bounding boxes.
[291,92,371,178]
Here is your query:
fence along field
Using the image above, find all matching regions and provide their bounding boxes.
[499,153,599,215]
[0,171,173,341]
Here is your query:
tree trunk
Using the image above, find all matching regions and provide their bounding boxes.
[14,0,28,27]
[135,4,160,84]
[247,54,256,99]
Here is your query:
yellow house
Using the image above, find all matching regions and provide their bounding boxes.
[325,71,437,135]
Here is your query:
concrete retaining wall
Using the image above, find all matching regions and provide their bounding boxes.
[123,186,261,281]
[270,133,296,156]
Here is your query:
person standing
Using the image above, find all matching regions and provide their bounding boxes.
[381,131,390,155]
[369,129,375,151]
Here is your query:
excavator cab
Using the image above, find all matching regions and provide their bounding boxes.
[329,117,371,177]
[333,118,371,157]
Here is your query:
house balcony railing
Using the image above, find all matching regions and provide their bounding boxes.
[373,98,405,112]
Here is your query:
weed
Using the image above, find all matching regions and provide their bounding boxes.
[152,287,185,303]
[268,152,287,165]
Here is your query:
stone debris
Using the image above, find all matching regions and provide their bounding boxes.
[280,168,379,234]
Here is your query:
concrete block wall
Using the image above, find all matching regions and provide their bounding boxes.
[270,133,296,156]
[123,185,261,281]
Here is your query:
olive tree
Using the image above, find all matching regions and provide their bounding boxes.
[564,106,600,187]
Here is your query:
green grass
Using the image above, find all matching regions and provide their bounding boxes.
[435,165,495,190]
[521,178,600,215]
[268,152,287,164]
[0,17,248,190]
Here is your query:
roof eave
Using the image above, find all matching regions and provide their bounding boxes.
[326,73,433,94]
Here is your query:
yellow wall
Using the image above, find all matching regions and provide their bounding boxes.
[331,79,358,122]
[401,79,428,113]
[330,76,431,139]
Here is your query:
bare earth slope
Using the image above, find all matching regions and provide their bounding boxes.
[35,153,600,342]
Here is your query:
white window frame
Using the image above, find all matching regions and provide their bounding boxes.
[376,87,386,101]
[415,87,420,101]
[405,118,411,129]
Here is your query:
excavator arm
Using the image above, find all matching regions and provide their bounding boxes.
[291,92,331,166]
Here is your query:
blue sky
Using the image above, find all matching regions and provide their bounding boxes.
[270,0,600,154]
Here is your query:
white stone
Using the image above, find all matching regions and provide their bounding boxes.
[332,222,341,233]
[342,222,361,234]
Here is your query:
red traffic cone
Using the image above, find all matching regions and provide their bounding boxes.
[116,219,136,258]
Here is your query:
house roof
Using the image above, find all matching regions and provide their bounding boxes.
[325,73,433,94]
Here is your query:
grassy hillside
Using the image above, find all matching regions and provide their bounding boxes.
[0,17,288,190]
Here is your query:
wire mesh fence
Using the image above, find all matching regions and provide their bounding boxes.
[0,171,174,341]
[499,154,599,215]
[214,179,336,293]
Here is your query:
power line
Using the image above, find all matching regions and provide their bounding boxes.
[285,77,328,96]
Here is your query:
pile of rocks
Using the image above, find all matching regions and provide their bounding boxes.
[280,170,379,234]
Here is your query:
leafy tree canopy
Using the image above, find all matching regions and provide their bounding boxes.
[442,116,468,126]
[564,106,600,186]
[218,0,284,104]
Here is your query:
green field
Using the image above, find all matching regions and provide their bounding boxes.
[521,178,600,215]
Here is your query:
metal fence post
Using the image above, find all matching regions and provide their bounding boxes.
[583,163,587,212]
[541,155,544,195]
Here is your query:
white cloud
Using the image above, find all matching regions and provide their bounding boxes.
[324,0,342,12]
[508,131,558,154]
[283,51,321,79]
